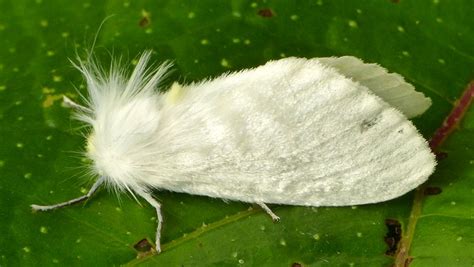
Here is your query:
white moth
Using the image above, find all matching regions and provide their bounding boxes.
[32,52,436,253]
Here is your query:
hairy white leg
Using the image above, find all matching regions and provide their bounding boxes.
[63,96,92,113]
[257,202,280,222]
[31,176,105,211]
[135,190,164,253]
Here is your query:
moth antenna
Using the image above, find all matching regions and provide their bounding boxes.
[87,15,116,63]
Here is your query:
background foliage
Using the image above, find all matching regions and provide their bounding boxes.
[0,0,473,266]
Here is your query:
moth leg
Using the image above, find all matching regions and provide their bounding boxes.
[135,190,164,253]
[31,176,105,211]
[257,202,280,222]
[63,96,91,113]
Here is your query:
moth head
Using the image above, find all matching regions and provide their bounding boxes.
[73,51,171,192]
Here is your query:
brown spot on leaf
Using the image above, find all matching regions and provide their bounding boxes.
[384,219,402,256]
[258,8,275,18]
[424,186,442,196]
[139,10,151,28]
[291,263,303,267]
[435,151,448,161]
[134,238,153,252]
[139,17,150,27]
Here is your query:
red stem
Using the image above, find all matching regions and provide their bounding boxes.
[429,81,474,149]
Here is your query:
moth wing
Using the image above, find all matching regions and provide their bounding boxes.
[152,57,436,207]
[317,56,432,118]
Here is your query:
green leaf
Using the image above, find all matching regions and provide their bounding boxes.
[0,0,472,266]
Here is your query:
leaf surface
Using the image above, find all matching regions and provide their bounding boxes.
[0,0,472,266]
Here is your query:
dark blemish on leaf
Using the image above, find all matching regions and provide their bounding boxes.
[139,10,151,28]
[291,263,303,267]
[133,238,153,252]
[258,8,275,18]
[360,115,381,132]
[139,17,150,28]
[398,128,404,134]
[405,257,413,267]
[424,186,442,196]
[435,151,448,161]
[384,218,402,256]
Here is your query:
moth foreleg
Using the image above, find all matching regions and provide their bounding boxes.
[31,176,105,211]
